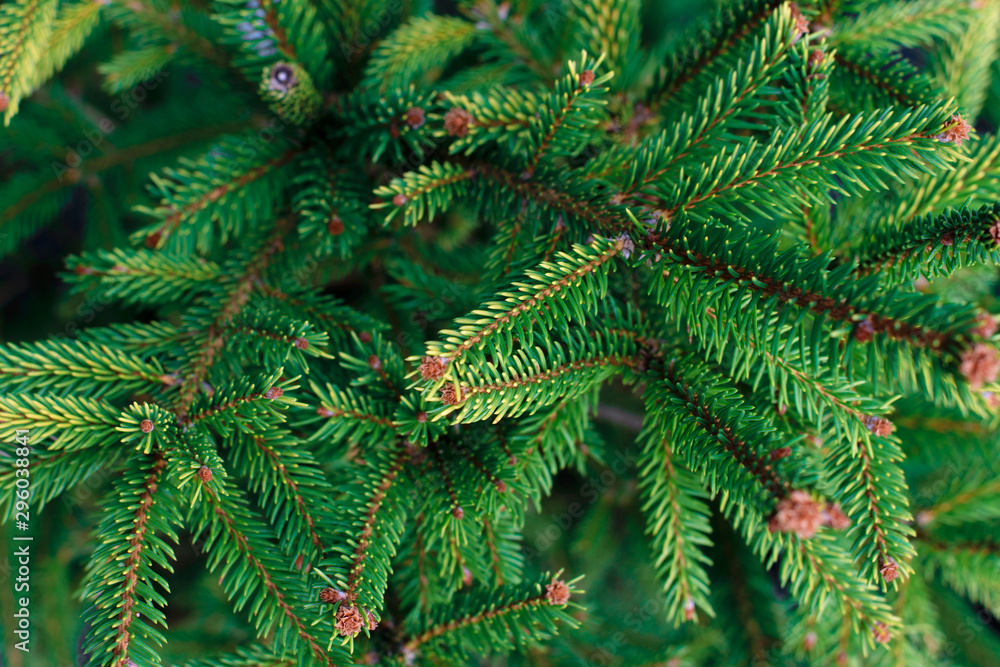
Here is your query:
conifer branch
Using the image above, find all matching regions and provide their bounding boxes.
[421,237,626,374]
[81,451,178,667]
[0,394,123,451]
[0,0,57,124]
[650,0,785,109]
[138,143,298,251]
[112,0,235,75]
[850,203,1000,280]
[401,575,580,658]
[0,338,169,397]
[318,439,412,625]
[238,432,328,556]
[638,433,714,625]
[830,50,939,108]
[194,484,350,666]
[655,105,960,220]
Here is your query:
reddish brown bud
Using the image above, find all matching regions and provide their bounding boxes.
[451,505,464,519]
[74,264,95,275]
[462,566,473,586]
[864,415,894,437]
[140,419,155,434]
[416,411,427,423]
[872,622,891,644]
[789,3,810,39]
[319,587,347,603]
[879,557,900,583]
[197,466,213,482]
[854,317,875,343]
[990,218,1000,246]
[317,406,334,417]
[768,490,823,539]
[389,122,400,138]
[404,107,425,129]
[368,354,382,370]
[145,230,162,248]
[545,579,571,605]
[936,113,972,147]
[940,230,955,246]
[804,632,818,650]
[359,331,372,343]
[419,355,449,380]
[335,605,364,637]
[495,480,507,493]
[770,446,792,461]
[392,193,407,206]
[579,69,595,87]
[960,343,1000,388]
[973,312,998,339]
[683,598,695,621]
[440,383,459,405]
[822,503,851,530]
[328,216,345,236]
[444,107,473,137]
[0,91,8,112]
[292,337,309,350]
[265,387,284,399]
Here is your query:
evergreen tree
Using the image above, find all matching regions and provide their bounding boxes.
[2,0,1000,665]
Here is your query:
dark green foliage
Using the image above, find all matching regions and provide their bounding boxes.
[2,1,1000,666]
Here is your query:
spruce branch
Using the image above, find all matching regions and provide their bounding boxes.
[828,437,916,589]
[0,338,169,398]
[850,202,1000,281]
[317,439,412,627]
[637,428,715,626]
[398,574,582,662]
[654,103,962,221]
[228,429,335,568]
[0,0,57,125]
[829,47,947,111]
[417,236,626,390]
[191,482,351,666]
[648,0,787,111]
[306,381,396,448]
[0,394,123,451]
[641,217,988,408]
[135,136,299,252]
[21,0,102,98]
[66,248,224,306]
[830,0,973,50]
[596,7,800,202]
[363,15,479,90]
[81,451,178,667]
[439,87,540,156]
